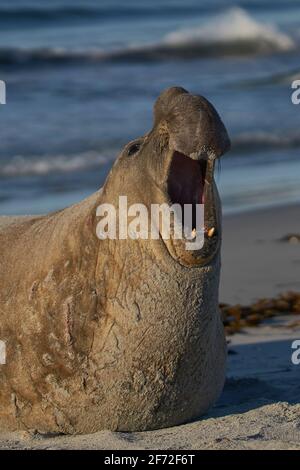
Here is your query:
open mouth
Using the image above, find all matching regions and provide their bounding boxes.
[161,149,220,265]
[167,151,208,231]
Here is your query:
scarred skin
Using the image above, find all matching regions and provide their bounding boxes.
[0,87,230,434]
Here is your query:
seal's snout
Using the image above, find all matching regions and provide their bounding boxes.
[152,87,230,264]
[154,87,230,216]
[154,86,230,160]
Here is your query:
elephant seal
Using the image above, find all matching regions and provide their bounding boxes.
[0,87,230,434]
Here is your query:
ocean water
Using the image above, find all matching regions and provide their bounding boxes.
[0,0,299,215]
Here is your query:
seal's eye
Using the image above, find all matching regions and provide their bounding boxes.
[127,141,141,156]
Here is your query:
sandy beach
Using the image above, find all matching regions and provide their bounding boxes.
[0,202,299,450]
[1,0,300,453]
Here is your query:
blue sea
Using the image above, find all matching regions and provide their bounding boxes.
[0,0,299,215]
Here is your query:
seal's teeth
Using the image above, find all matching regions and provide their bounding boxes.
[191,228,197,239]
[207,227,215,238]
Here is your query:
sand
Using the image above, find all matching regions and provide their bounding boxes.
[0,203,299,450]
[221,203,300,304]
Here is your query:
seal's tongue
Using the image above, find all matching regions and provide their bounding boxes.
[168,151,207,207]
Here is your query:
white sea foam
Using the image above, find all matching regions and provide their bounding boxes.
[164,8,295,52]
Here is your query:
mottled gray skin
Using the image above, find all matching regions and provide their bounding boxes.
[0,87,230,434]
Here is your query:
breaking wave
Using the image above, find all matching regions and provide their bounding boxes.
[0,8,295,66]
[163,7,294,54]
